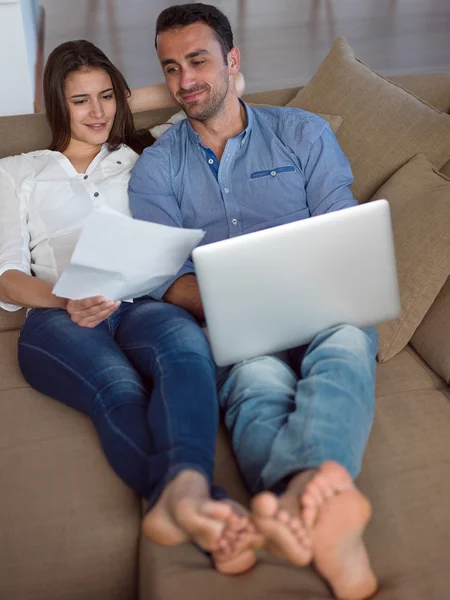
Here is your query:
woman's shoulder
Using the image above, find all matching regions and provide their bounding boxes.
[0,149,54,179]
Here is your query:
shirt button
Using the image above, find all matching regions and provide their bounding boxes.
[232,219,237,225]
[116,161,122,164]
[208,159,214,165]
[270,171,277,177]
[94,192,99,197]
[83,175,88,180]
[224,188,229,193]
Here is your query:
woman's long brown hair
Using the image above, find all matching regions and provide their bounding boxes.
[44,40,154,154]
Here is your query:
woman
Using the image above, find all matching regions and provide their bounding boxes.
[0,40,257,574]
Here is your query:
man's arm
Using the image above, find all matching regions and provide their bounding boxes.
[299,120,357,216]
[128,146,204,319]
[163,273,204,322]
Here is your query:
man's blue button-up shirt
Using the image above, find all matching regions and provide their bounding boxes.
[129,102,357,300]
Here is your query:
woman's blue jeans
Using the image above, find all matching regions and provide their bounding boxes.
[18,299,221,506]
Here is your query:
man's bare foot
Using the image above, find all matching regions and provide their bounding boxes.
[142,470,234,552]
[212,500,265,575]
[302,462,378,600]
[251,471,315,566]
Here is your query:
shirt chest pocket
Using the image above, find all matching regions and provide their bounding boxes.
[250,165,296,180]
[245,164,307,222]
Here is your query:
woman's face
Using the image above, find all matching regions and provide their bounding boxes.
[65,68,117,147]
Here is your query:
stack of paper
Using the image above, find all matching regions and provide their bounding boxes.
[53,206,205,300]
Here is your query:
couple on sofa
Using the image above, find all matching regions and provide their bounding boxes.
[0,3,378,599]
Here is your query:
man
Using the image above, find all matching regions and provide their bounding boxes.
[129,4,378,598]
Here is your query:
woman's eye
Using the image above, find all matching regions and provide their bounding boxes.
[102,94,114,100]
[73,99,87,105]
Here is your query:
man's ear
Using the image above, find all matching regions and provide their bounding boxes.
[227,47,241,75]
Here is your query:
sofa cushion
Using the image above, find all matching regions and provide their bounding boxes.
[389,73,450,114]
[370,154,450,362]
[287,37,450,203]
[375,344,446,398]
[0,307,25,333]
[441,158,450,178]
[411,277,450,383]
[0,385,141,600]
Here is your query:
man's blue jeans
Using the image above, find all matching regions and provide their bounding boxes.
[217,325,378,494]
[18,299,221,506]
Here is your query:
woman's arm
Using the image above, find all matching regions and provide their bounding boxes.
[0,270,67,309]
[0,270,120,327]
[128,72,246,113]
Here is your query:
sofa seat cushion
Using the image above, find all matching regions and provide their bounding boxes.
[287,37,450,203]
[375,344,446,397]
[0,307,25,333]
[0,384,141,600]
[358,386,450,599]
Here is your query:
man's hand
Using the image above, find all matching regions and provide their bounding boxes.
[66,296,120,328]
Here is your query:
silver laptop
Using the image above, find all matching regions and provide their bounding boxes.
[192,199,401,367]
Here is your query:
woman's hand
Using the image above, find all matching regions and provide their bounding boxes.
[66,296,120,328]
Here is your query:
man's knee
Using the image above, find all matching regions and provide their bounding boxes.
[219,355,297,409]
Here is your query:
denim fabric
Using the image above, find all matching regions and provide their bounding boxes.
[18,299,221,506]
[217,325,378,494]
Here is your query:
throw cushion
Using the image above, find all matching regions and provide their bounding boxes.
[371,154,450,362]
[287,37,450,203]
[411,277,450,384]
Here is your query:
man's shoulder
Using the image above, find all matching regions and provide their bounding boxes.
[142,119,189,159]
[250,104,329,143]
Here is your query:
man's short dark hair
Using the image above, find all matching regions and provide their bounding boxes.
[155,3,234,63]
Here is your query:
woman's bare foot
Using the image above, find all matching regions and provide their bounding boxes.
[251,471,315,566]
[142,470,262,575]
[302,462,378,600]
[142,470,233,551]
[212,500,265,575]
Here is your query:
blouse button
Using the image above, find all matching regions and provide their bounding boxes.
[83,175,88,180]
[117,161,122,164]
[94,192,99,197]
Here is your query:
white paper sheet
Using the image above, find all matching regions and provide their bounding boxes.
[52,206,205,300]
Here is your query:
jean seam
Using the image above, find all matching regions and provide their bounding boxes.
[19,341,150,460]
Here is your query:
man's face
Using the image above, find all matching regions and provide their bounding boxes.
[157,22,239,121]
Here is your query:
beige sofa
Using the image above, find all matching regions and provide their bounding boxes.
[1,38,450,599]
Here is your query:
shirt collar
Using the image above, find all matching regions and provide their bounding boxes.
[186,99,253,148]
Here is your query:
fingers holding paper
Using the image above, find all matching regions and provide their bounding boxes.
[66,296,121,328]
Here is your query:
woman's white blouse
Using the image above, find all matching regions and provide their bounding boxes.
[0,144,139,311]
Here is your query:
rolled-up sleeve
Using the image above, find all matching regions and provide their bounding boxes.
[0,165,31,311]
[128,146,196,301]
[298,119,357,217]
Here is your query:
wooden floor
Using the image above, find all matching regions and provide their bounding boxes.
[40,0,450,93]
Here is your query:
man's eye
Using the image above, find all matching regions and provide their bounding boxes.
[166,66,178,74]
[193,60,205,66]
